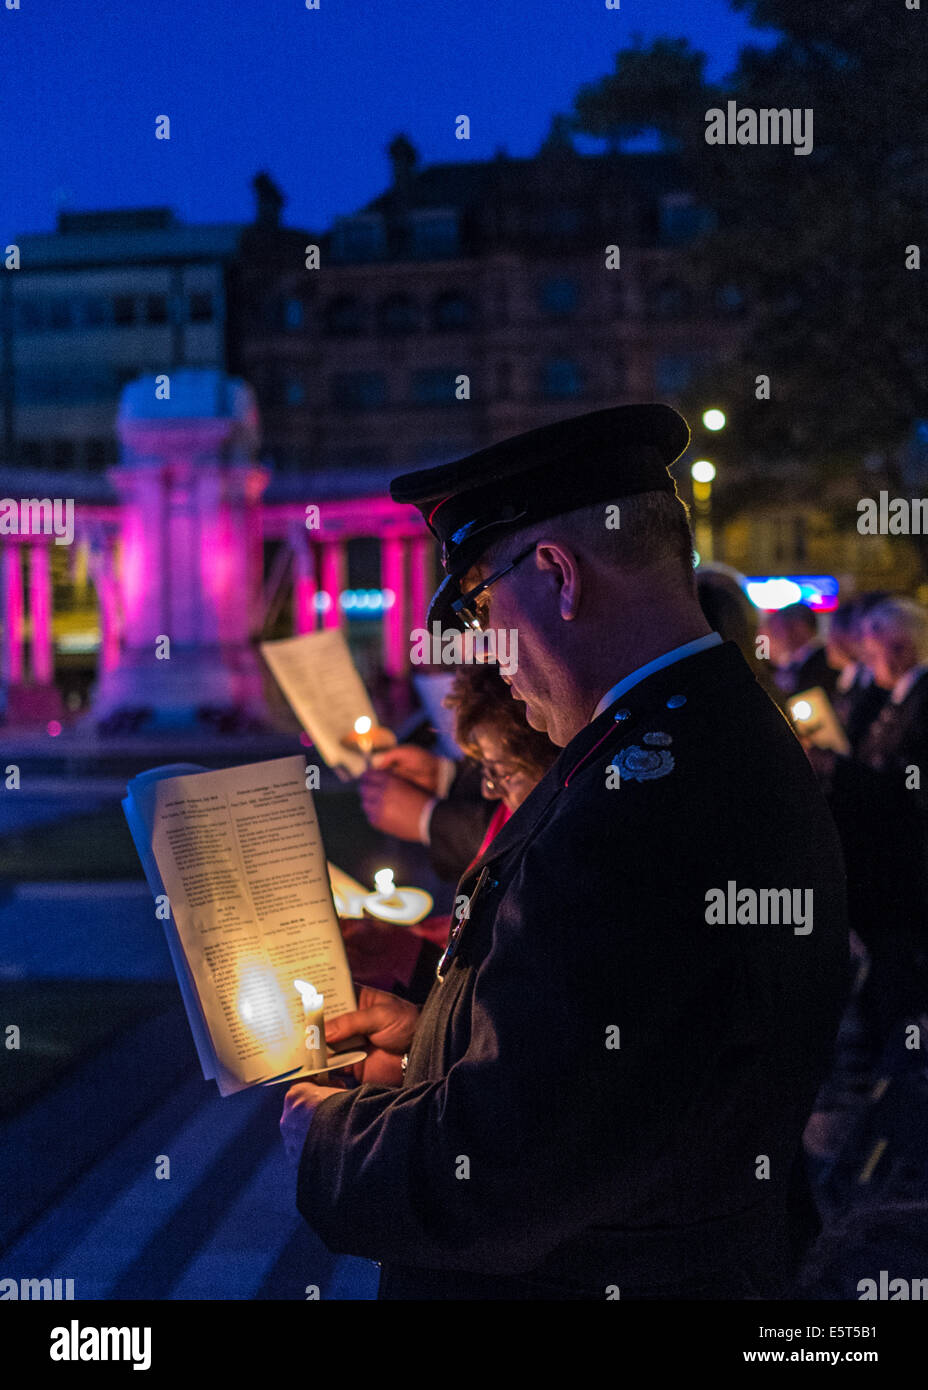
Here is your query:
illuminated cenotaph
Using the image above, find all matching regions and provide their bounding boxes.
[91,370,270,730]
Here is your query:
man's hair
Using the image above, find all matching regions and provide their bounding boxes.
[484,488,696,592]
[863,596,928,660]
[773,601,818,635]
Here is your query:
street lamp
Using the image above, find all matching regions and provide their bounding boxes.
[702,408,727,432]
[690,460,716,562]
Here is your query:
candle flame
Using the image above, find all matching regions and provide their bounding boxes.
[354,716,372,736]
[294,978,324,1011]
[374,868,396,896]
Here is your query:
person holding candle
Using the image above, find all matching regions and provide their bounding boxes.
[343,667,557,999]
[358,664,555,879]
[281,403,848,1301]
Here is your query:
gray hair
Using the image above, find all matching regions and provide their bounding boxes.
[863,597,928,660]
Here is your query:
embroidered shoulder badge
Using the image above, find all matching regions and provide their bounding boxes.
[614,734,675,782]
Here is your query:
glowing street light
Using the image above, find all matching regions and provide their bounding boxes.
[691,459,717,484]
[702,408,727,432]
[690,461,716,562]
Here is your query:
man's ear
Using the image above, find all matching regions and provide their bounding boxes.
[534,540,581,621]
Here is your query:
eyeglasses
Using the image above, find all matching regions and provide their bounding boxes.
[451,543,536,632]
[481,763,524,795]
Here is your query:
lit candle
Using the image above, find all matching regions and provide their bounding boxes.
[293,979,328,1073]
[353,715,373,757]
[373,867,402,907]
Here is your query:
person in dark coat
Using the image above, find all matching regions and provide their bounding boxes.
[763,601,839,700]
[826,597,887,754]
[281,404,849,1300]
[816,596,928,1045]
[357,737,494,881]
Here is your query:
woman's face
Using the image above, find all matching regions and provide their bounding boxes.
[471,723,538,813]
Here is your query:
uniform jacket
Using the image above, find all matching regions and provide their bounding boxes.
[784,644,840,700]
[297,642,849,1299]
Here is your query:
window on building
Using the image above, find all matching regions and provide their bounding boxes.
[84,437,108,467]
[144,294,169,324]
[658,194,717,247]
[327,444,390,469]
[411,368,460,405]
[432,292,476,331]
[47,299,72,330]
[649,280,692,319]
[539,278,580,317]
[15,299,44,331]
[378,294,419,335]
[409,212,460,259]
[541,358,584,399]
[714,282,745,315]
[83,296,110,327]
[331,372,387,410]
[332,215,387,263]
[18,440,43,468]
[189,292,213,323]
[284,297,304,330]
[413,440,468,464]
[655,354,699,394]
[613,357,628,394]
[546,207,581,238]
[323,296,365,336]
[113,296,136,326]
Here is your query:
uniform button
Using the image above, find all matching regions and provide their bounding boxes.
[614,708,631,721]
[666,694,686,708]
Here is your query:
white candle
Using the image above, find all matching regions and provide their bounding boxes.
[373,867,402,907]
[353,715,374,757]
[294,979,328,1072]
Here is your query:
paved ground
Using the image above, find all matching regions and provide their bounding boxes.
[0,988,379,1299]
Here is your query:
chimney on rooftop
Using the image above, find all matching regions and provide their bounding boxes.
[388,134,418,197]
[252,172,284,228]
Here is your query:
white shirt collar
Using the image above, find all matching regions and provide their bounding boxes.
[591,633,723,722]
[890,663,928,706]
[835,661,861,694]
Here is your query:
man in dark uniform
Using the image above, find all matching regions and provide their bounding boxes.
[281,404,849,1300]
[764,601,839,701]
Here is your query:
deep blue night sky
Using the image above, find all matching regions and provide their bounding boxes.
[2,0,774,237]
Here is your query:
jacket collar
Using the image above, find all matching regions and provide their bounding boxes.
[459,640,748,884]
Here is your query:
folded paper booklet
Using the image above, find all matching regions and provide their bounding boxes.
[260,629,394,778]
[788,685,851,756]
[123,754,366,1096]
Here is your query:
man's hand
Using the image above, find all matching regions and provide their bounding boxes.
[280,1081,343,1168]
[370,745,442,793]
[325,985,420,1086]
[358,768,431,840]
